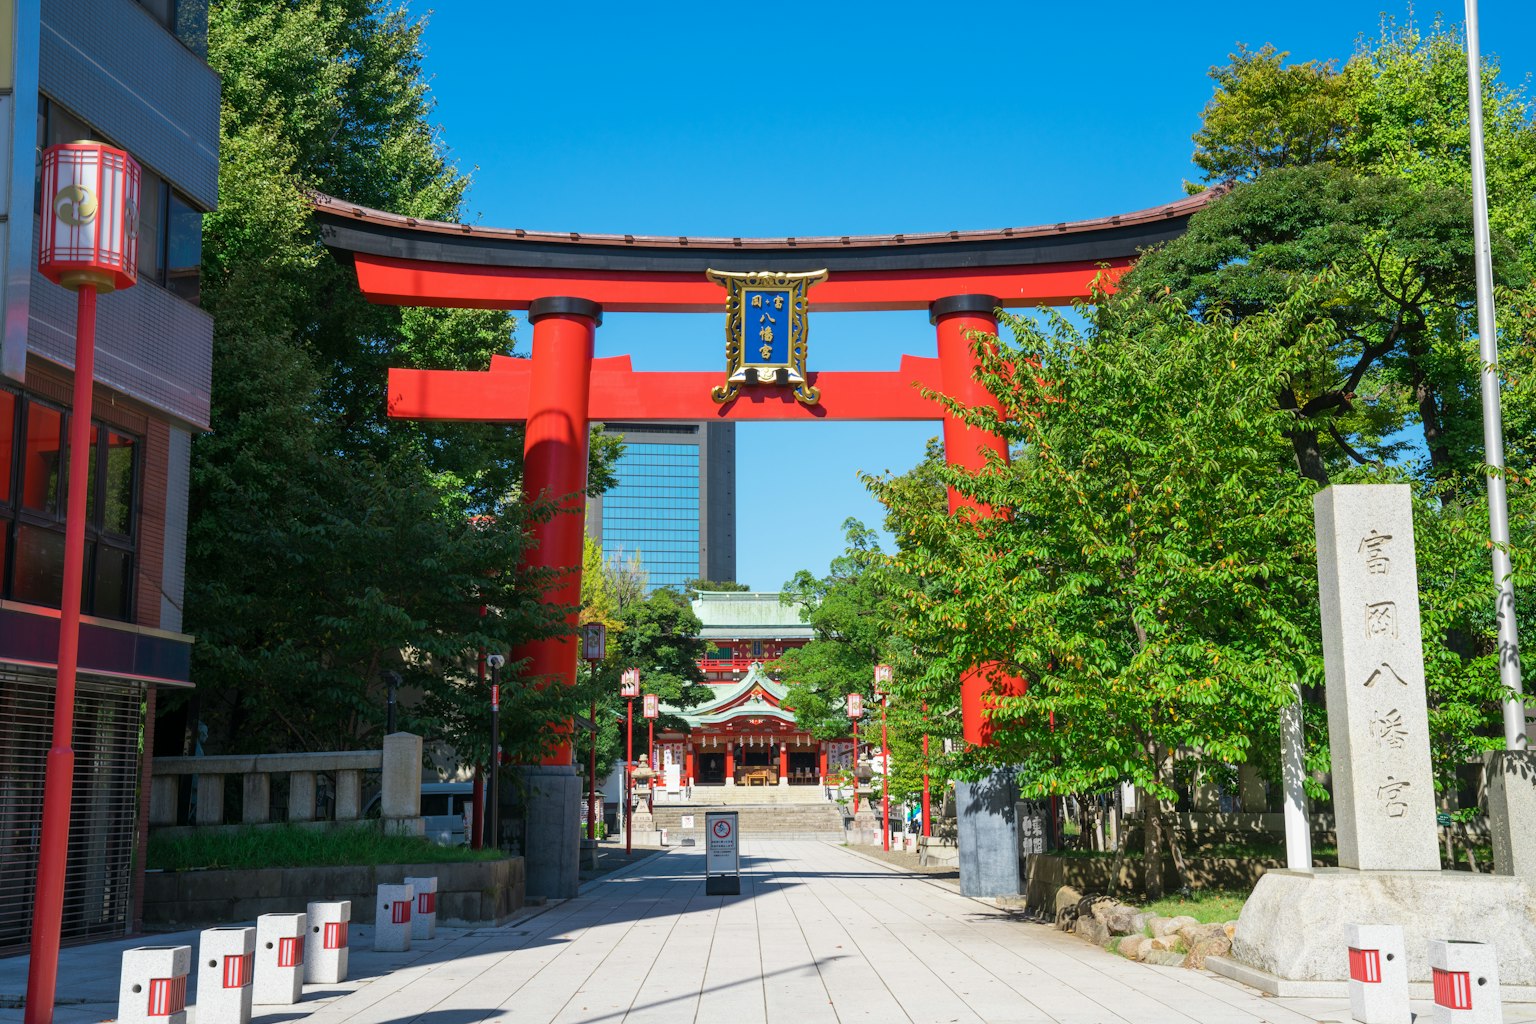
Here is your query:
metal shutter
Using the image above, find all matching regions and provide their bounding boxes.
[0,667,145,954]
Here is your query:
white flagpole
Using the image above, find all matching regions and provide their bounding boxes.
[1464,0,1528,749]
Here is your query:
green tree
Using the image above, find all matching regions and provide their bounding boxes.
[183,0,614,761]
[871,282,1337,897]
[684,578,751,592]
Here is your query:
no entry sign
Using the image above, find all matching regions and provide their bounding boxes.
[704,811,740,896]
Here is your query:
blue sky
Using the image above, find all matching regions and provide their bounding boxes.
[402,1,1535,590]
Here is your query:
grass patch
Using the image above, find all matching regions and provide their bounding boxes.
[148,823,506,870]
[1138,888,1247,924]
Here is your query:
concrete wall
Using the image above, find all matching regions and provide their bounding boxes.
[142,858,524,929]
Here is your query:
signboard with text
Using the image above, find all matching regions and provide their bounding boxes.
[704,811,740,895]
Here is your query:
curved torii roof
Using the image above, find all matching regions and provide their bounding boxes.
[311,190,1217,313]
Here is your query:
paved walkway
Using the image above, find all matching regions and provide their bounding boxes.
[5,841,1535,1023]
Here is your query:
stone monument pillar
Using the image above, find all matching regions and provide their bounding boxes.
[1209,485,1536,994]
[1314,485,1440,871]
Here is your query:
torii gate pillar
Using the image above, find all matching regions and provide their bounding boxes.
[516,296,600,900]
[933,295,1025,898]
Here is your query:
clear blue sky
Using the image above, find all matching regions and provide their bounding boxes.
[401,1,1535,590]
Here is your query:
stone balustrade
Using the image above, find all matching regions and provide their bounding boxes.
[149,732,423,835]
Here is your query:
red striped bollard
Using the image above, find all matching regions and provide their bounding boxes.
[1428,939,1500,1024]
[404,875,438,939]
[374,883,415,952]
[253,913,305,1005]
[304,900,351,984]
[1345,923,1408,1024]
[195,927,254,1024]
[117,946,190,1024]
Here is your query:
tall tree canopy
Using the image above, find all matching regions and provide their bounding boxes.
[182,0,616,759]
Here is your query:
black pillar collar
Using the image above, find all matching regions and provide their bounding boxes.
[928,294,1001,326]
[528,296,604,326]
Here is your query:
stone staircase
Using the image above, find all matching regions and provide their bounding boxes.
[650,801,847,843]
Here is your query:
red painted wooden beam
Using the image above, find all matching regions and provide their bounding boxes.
[388,354,950,422]
[355,252,1128,314]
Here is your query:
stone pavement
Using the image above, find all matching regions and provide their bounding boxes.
[4,840,1535,1024]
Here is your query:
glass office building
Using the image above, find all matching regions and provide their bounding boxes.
[587,423,736,592]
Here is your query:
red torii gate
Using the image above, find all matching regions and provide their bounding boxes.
[315,190,1210,896]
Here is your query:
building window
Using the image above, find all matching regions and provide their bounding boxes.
[38,99,203,306]
[134,0,209,59]
[0,389,139,621]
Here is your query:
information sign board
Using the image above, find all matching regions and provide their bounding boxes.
[704,811,740,895]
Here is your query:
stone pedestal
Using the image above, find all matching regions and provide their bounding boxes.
[524,764,581,899]
[955,769,1019,897]
[1224,869,1536,987]
[1485,749,1536,883]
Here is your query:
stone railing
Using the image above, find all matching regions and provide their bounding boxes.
[149,732,424,835]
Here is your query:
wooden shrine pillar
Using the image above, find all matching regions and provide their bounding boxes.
[511,297,601,902]
[933,294,1025,898]
[724,743,734,786]
[819,744,829,784]
[512,296,602,766]
[779,742,788,785]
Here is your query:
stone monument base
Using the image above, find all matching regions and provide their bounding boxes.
[956,769,1019,898]
[523,765,582,900]
[1212,868,1536,993]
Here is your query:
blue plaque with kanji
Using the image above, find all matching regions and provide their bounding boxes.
[705,269,827,405]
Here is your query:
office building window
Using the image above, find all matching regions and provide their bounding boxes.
[134,0,209,59]
[0,389,139,621]
[601,441,702,593]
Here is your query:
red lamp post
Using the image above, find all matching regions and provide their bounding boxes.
[874,664,893,852]
[642,692,658,812]
[846,692,862,813]
[921,701,931,838]
[581,623,606,841]
[621,668,639,855]
[26,142,141,1024]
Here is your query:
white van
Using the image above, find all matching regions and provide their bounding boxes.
[420,782,474,846]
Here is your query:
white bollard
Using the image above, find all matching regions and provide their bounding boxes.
[253,912,306,1005]
[403,876,438,940]
[374,883,415,952]
[195,926,255,1024]
[304,900,351,984]
[1428,939,1501,1024]
[118,945,191,1024]
[1346,923,1409,1024]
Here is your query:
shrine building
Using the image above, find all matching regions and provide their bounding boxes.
[650,590,854,788]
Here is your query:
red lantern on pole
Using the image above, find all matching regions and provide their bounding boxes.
[39,142,141,293]
[846,693,862,813]
[27,142,140,1024]
[620,668,639,854]
[874,665,892,852]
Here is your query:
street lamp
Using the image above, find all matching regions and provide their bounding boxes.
[581,623,606,841]
[846,692,863,814]
[643,692,659,813]
[27,141,141,1024]
[486,653,505,850]
[875,664,893,852]
[621,667,640,854]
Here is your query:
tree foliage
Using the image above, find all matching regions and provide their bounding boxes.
[183,1,615,760]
